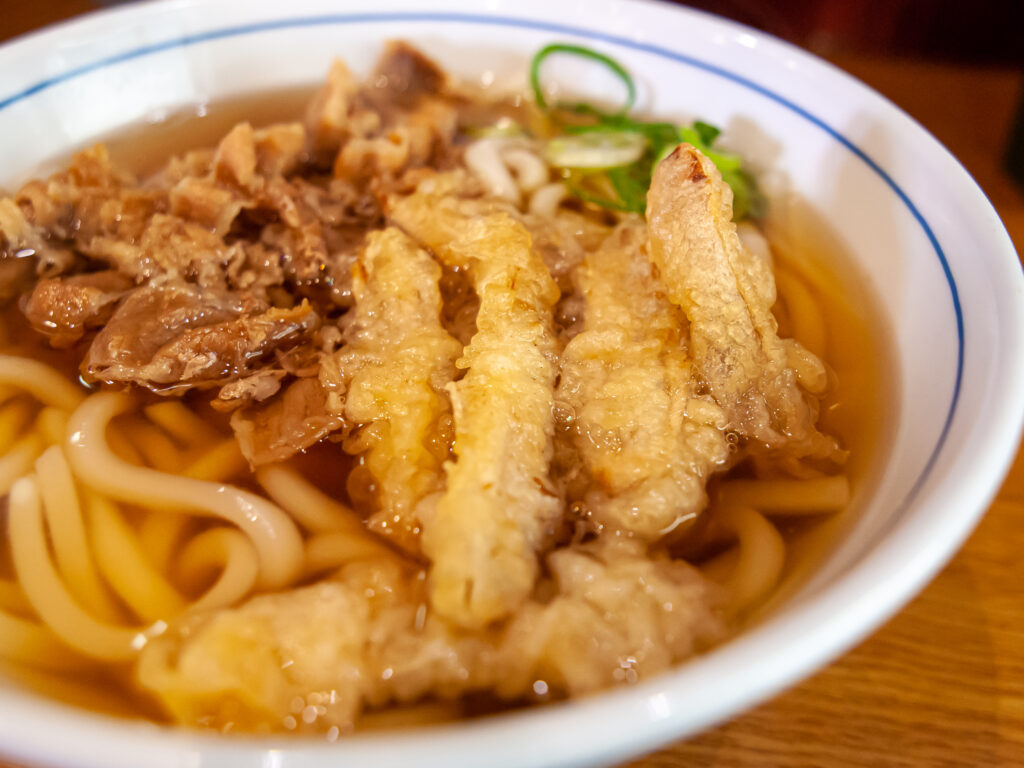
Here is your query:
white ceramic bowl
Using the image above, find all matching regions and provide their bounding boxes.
[1,1,1022,767]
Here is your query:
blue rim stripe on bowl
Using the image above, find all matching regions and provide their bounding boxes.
[0,11,964,514]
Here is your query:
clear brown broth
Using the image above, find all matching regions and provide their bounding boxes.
[0,89,895,727]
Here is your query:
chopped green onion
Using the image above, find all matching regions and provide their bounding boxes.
[544,132,647,170]
[530,43,636,114]
[692,120,721,145]
[723,168,765,220]
[566,117,679,147]
[606,166,649,213]
[517,42,764,219]
[564,178,635,213]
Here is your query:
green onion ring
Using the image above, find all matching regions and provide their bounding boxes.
[529,43,637,114]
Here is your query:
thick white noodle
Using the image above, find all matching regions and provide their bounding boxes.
[502,147,548,192]
[704,505,785,614]
[304,531,398,575]
[464,138,520,204]
[8,476,149,661]
[143,401,223,448]
[177,528,259,613]
[85,493,187,622]
[0,579,32,616]
[528,182,567,217]
[35,446,122,621]
[0,399,34,453]
[0,609,86,671]
[0,433,44,497]
[0,356,85,411]
[718,476,850,514]
[256,464,367,535]
[65,392,304,589]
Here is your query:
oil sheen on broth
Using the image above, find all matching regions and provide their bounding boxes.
[0,42,889,733]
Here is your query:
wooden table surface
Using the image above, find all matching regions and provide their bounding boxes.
[3,6,1024,768]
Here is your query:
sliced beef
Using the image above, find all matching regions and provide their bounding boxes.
[0,198,77,281]
[82,280,317,393]
[254,177,371,308]
[169,122,307,237]
[169,177,249,236]
[84,213,245,288]
[253,123,306,178]
[332,103,458,186]
[333,43,458,187]
[16,145,162,251]
[23,271,133,347]
[362,41,447,110]
[230,376,345,466]
[305,59,358,163]
[216,369,288,410]
[13,180,74,240]
[213,122,259,190]
[0,259,33,304]
[212,122,307,191]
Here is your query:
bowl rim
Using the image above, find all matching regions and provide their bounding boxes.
[0,2,1022,767]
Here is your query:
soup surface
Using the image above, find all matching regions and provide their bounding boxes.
[0,41,886,734]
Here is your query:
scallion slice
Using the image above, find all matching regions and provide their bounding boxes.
[530,43,637,114]
[517,42,764,219]
[544,131,648,170]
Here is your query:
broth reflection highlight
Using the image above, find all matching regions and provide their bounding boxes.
[0,41,883,734]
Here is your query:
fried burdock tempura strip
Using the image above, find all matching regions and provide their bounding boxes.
[557,222,730,538]
[647,145,839,459]
[388,175,561,629]
[320,227,462,553]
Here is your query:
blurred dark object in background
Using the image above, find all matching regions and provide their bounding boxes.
[1007,95,1024,189]
[8,0,1021,65]
[4,0,1023,189]
[673,0,1024,189]
[4,0,96,42]
[674,0,1022,65]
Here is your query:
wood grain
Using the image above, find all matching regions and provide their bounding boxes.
[2,7,1023,768]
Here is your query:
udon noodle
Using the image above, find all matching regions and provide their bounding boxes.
[0,42,876,734]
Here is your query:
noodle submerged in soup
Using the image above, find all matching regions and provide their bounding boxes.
[0,42,873,733]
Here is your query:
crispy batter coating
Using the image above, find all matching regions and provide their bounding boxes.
[647,145,838,458]
[138,540,722,732]
[319,227,462,552]
[0,44,857,733]
[558,221,730,538]
[389,175,561,629]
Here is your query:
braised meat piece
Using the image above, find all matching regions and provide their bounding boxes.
[82,280,317,393]
[230,376,345,466]
[23,271,133,348]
